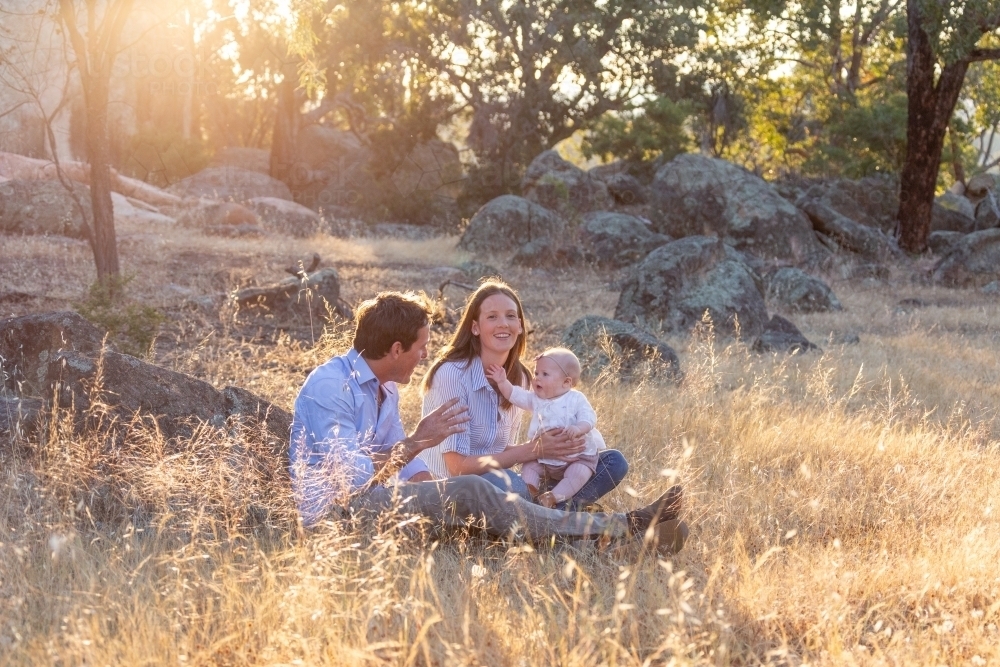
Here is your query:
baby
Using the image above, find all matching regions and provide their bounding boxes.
[487,347,605,508]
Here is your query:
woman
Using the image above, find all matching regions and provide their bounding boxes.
[418,280,628,510]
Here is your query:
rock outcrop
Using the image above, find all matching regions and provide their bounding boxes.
[176,200,264,236]
[521,150,611,216]
[589,162,648,205]
[0,179,92,237]
[795,177,899,233]
[247,197,322,237]
[233,267,352,323]
[459,195,566,254]
[931,194,976,233]
[167,167,293,203]
[964,173,999,203]
[975,195,1000,230]
[510,238,584,267]
[752,315,819,354]
[1,311,107,396]
[579,212,671,268]
[931,228,1000,287]
[649,154,828,266]
[290,126,462,223]
[796,196,894,259]
[765,268,842,313]
[615,236,769,338]
[0,311,290,449]
[928,230,964,255]
[562,315,681,382]
[111,192,175,226]
[387,139,464,203]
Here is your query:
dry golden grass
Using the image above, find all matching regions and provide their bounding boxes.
[2,220,1000,665]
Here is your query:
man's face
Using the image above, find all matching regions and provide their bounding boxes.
[394,324,430,384]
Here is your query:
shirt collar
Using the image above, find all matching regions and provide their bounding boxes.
[468,356,490,391]
[345,348,397,396]
[345,348,378,388]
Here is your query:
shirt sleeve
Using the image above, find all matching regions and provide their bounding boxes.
[572,391,598,429]
[508,386,538,412]
[398,457,430,480]
[378,400,431,481]
[422,363,472,456]
[381,393,408,450]
[291,377,375,493]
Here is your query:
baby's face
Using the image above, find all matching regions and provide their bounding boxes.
[533,357,572,399]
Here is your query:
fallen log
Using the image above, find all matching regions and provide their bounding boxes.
[0,151,183,209]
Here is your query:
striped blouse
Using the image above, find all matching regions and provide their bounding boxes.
[418,357,524,479]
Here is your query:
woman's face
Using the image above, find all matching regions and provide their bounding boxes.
[471,293,522,358]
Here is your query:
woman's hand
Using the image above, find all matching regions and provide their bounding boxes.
[534,427,586,461]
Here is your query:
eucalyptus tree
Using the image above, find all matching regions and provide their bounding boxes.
[896,0,1000,252]
[446,0,703,198]
[58,0,135,286]
[724,0,907,176]
[285,0,703,206]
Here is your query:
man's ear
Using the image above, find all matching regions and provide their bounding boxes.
[390,341,403,359]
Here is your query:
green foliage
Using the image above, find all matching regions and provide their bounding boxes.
[810,93,909,178]
[958,58,1000,180]
[290,0,702,210]
[119,129,211,188]
[583,97,694,165]
[76,278,165,358]
[708,0,910,177]
[912,0,1000,64]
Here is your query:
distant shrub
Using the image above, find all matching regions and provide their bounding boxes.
[76,277,165,357]
[119,128,211,188]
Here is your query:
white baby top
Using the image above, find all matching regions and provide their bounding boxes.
[508,386,606,467]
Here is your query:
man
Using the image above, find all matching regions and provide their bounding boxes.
[290,291,687,553]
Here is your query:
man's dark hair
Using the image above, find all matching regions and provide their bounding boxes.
[353,292,432,360]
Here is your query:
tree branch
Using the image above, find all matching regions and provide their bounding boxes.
[58,0,91,82]
[968,48,1000,62]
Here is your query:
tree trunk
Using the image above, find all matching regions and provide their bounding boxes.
[896,0,969,253]
[949,126,966,188]
[84,74,121,285]
[270,64,299,185]
[58,0,130,289]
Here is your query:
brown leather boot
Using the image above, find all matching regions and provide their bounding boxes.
[625,485,684,536]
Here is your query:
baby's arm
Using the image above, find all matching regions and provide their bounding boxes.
[564,392,598,438]
[487,364,537,411]
[485,364,515,400]
[564,421,593,439]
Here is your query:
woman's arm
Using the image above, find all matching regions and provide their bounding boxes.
[442,427,586,476]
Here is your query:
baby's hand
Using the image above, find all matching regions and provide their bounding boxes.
[563,425,582,439]
[486,364,507,385]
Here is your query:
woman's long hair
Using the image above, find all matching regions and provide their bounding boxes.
[423,280,530,409]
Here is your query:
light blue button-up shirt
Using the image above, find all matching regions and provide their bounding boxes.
[289,348,429,525]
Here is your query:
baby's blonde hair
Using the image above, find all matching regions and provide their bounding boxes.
[536,347,582,384]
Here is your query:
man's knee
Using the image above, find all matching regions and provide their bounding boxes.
[448,475,495,495]
[442,475,507,511]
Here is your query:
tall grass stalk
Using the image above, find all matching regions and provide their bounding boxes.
[3,326,998,665]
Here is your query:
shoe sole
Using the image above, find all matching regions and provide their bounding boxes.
[656,485,684,523]
[644,519,689,555]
